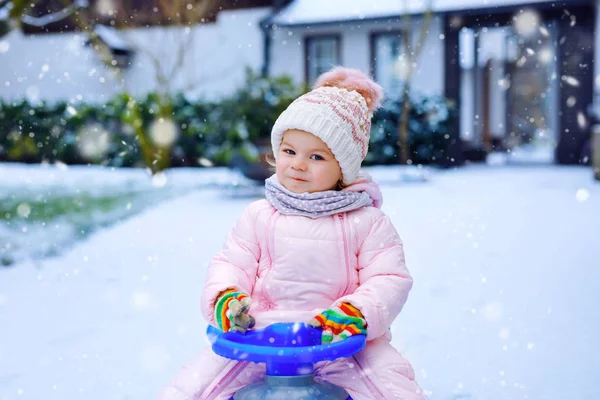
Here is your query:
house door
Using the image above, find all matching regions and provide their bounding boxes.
[447,5,595,166]
[459,20,559,164]
[503,22,558,164]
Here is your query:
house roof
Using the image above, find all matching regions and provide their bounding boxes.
[269,0,586,26]
[15,0,276,34]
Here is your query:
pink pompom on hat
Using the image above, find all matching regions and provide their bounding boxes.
[271,66,384,185]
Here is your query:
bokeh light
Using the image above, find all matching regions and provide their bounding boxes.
[513,9,541,37]
[77,123,111,160]
[149,117,179,148]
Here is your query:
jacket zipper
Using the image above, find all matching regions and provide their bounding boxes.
[204,361,246,400]
[261,209,278,307]
[337,214,351,296]
[352,355,389,400]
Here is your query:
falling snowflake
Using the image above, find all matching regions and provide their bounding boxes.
[513,9,541,37]
[498,328,510,339]
[394,56,411,81]
[66,105,78,116]
[149,117,179,148]
[562,76,580,87]
[55,160,69,171]
[25,86,41,103]
[95,0,116,15]
[77,123,111,160]
[538,47,552,64]
[577,112,587,129]
[498,77,511,90]
[39,64,50,79]
[16,203,31,218]
[481,301,504,322]
[576,188,590,202]
[152,172,168,188]
[197,157,214,167]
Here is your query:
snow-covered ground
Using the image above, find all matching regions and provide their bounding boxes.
[0,163,599,400]
[0,162,255,265]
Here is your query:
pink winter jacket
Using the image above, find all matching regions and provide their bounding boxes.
[200,181,413,341]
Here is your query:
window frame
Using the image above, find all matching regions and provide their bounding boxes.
[369,30,406,97]
[303,34,342,86]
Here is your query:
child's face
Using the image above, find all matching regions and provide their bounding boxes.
[276,129,342,193]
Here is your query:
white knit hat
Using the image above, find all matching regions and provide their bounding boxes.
[271,67,383,185]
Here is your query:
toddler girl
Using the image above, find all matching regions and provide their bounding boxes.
[158,66,425,400]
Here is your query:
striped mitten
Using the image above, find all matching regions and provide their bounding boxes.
[308,302,367,344]
[214,290,255,333]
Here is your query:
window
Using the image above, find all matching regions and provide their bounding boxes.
[305,36,340,85]
[371,32,405,98]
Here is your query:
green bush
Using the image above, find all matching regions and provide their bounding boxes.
[0,100,68,163]
[368,95,457,166]
[0,74,455,169]
[62,94,140,166]
[206,68,305,165]
[0,69,303,169]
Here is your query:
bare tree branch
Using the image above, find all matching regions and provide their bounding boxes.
[397,0,434,164]
[183,60,242,93]
[412,0,433,61]
[133,0,216,96]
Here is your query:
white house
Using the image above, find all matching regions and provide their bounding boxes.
[0,1,274,103]
[262,0,598,165]
[1,0,597,165]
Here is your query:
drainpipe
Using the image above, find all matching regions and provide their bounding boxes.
[593,124,600,181]
[260,17,272,78]
[260,0,291,78]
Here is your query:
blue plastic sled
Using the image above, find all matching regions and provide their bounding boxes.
[207,322,366,400]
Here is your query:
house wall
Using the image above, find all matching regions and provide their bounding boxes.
[268,16,445,97]
[0,7,272,104]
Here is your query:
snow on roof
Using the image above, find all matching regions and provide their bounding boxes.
[270,0,558,26]
[94,24,131,52]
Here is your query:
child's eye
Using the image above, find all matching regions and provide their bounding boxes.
[283,149,295,155]
[311,154,325,161]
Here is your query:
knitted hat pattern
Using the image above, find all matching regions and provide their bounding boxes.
[271,67,383,185]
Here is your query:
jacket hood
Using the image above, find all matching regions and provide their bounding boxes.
[343,173,383,209]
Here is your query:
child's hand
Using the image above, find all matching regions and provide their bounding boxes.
[307,302,367,344]
[214,291,256,333]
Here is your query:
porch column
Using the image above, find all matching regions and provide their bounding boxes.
[443,14,465,167]
[556,7,595,164]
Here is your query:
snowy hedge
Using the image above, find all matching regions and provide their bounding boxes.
[0,71,456,168]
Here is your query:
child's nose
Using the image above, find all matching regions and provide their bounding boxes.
[292,158,307,171]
